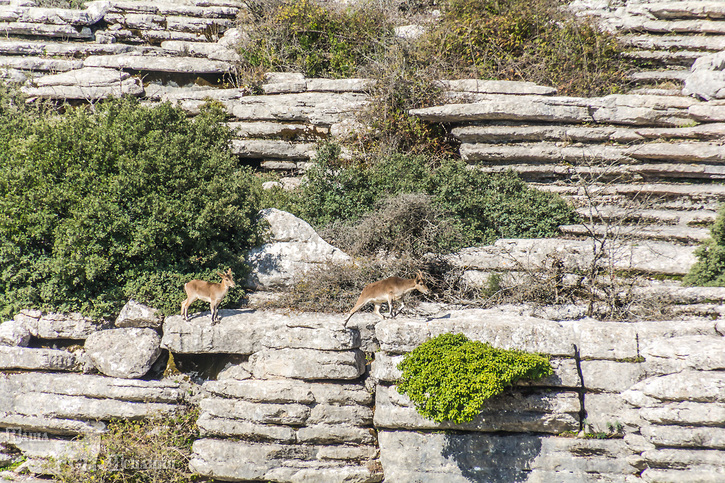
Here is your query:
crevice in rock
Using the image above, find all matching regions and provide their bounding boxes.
[572,343,586,433]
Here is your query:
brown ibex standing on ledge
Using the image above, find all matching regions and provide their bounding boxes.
[181,268,235,323]
[345,271,430,325]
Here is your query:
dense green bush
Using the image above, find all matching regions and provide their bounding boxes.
[684,205,725,287]
[270,145,576,252]
[397,333,553,424]
[0,93,261,319]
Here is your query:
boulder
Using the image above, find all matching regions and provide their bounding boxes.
[683,50,725,100]
[114,299,163,329]
[84,328,161,378]
[245,209,351,290]
[0,319,31,346]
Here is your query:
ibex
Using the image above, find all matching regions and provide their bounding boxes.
[345,271,430,325]
[181,268,235,323]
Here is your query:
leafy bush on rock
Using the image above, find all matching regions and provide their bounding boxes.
[0,92,261,319]
[397,333,553,424]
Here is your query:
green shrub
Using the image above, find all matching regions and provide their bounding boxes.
[684,205,725,286]
[397,333,553,424]
[275,146,575,251]
[0,93,262,319]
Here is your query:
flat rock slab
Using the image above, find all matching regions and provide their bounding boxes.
[162,309,355,354]
[84,328,161,378]
[190,438,383,483]
[378,431,635,483]
[203,379,373,406]
[624,371,725,405]
[374,385,580,434]
[0,346,76,371]
[642,335,725,372]
[376,309,643,360]
[446,237,697,276]
[249,348,366,381]
[14,310,108,340]
[83,54,232,74]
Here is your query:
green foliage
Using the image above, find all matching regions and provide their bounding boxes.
[684,205,725,287]
[239,0,395,78]
[272,146,575,253]
[0,92,262,319]
[418,0,632,96]
[397,333,553,424]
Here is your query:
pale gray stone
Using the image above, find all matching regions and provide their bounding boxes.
[627,142,725,162]
[642,335,725,373]
[642,448,725,469]
[245,209,351,290]
[201,396,310,425]
[378,431,635,483]
[21,68,144,100]
[196,413,296,442]
[690,101,725,121]
[15,311,107,340]
[683,50,725,100]
[446,238,697,277]
[231,139,317,159]
[296,424,375,444]
[0,346,76,371]
[6,436,100,476]
[0,22,93,38]
[626,371,725,404]
[374,385,580,433]
[580,360,646,393]
[584,393,641,434]
[203,378,372,406]
[305,78,375,93]
[114,299,162,328]
[190,438,382,482]
[84,54,232,74]
[7,392,177,421]
[0,320,30,346]
[460,142,633,164]
[307,404,373,426]
[642,425,725,449]
[0,414,104,437]
[410,95,593,123]
[641,467,725,483]
[84,328,161,379]
[249,348,366,380]
[641,401,725,426]
[228,92,369,125]
[437,79,557,95]
[228,121,324,140]
[261,326,360,351]
[1,372,181,403]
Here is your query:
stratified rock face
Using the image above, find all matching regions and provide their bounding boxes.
[245,209,351,290]
[84,328,161,378]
